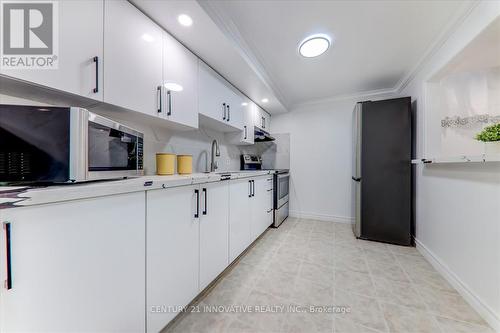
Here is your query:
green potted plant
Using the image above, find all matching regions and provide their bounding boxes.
[476,123,500,155]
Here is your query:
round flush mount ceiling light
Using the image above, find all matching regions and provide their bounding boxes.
[164,82,183,92]
[261,98,269,103]
[298,34,331,58]
[241,102,248,106]
[178,14,193,27]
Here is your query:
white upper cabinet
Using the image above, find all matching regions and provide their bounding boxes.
[0,0,104,101]
[161,32,198,129]
[226,98,255,145]
[198,61,243,132]
[104,0,163,116]
[227,89,244,130]
[199,182,229,290]
[253,104,271,131]
[243,101,256,144]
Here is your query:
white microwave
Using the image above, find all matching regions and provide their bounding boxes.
[0,105,144,183]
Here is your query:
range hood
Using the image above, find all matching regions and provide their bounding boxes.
[254,126,275,142]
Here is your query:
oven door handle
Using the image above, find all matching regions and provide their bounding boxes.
[3,222,12,290]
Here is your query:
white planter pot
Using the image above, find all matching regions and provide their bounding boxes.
[484,142,500,155]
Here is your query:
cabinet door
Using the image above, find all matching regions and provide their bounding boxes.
[162,32,198,129]
[227,90,243,130]
[253,104,271,130]
[243,101,256,144]
[0,193,146,332]
[262,111,271,131]
[224,98,254,145]
[147,185,199,332]
[264,177,275,228]
[104,0,163,116]
[229,179,252,263]
[199,182,229,290]
[251,177,273,241]
[198,61,227,122]
[198,61,243,132]
[0,0,104,101]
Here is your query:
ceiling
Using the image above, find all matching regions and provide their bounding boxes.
[131,0,474,113]
[131,0,288,114]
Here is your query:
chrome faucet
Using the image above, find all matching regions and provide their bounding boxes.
[210,139,220,172]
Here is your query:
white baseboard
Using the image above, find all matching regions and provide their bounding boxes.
[289,210,354,224]
[415,239,500,332]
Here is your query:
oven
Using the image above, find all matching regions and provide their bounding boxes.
[0,105,143,183]
[273,171,289,227]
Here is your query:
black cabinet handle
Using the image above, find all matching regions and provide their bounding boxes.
[93,56,99,93]
[222,103,226,120]
[3,222,12,290]
[167,90,172,116]
[244,126,247,140]
[351,177,361,182]
[194,189,199,218]
[251,180,255,197]
[227,104,230,122]
[248,181,252,198]
[157,86,162,114]
[202,188,207,215]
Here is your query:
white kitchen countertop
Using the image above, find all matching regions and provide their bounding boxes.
[0,171,273,208]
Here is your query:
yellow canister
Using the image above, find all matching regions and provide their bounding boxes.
[156,153,176,175]
[177,155,193,174]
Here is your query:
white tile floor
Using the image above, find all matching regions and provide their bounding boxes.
[164,218,493,333]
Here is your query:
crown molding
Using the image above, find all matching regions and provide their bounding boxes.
[290,0,479,110]
[197,0,290,110]
[198,0,479,113]
[290,87,398,110]
[393,0,480,95]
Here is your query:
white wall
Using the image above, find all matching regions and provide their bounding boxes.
[397,1,500,330]
[271,98,358,222]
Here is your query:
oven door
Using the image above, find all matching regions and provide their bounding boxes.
[276,173,289,208]
[87,113,143,181]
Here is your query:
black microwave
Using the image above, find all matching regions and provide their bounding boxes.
[0,105,144,183]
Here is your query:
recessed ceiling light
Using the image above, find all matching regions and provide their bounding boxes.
[164,82,183,92]
[178,14,193,27]
[141,33,154,42]
[261,98,269,103]
[241,102,248,106]
[299,34,331,58]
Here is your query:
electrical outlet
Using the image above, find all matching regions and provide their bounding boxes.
[226,158,231,165]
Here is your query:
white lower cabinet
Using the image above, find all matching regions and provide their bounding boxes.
[0,176,272,332]
[0,193,146,332]
[146,181,230,332]
[229,176,272,263]
[229,178,253,263]
[251,176,274,241]
[199,181,229,290]
[146,185,199,333]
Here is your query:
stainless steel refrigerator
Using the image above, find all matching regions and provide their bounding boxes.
[352,97,412,246]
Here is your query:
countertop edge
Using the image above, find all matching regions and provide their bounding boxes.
[0,171,274,208]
